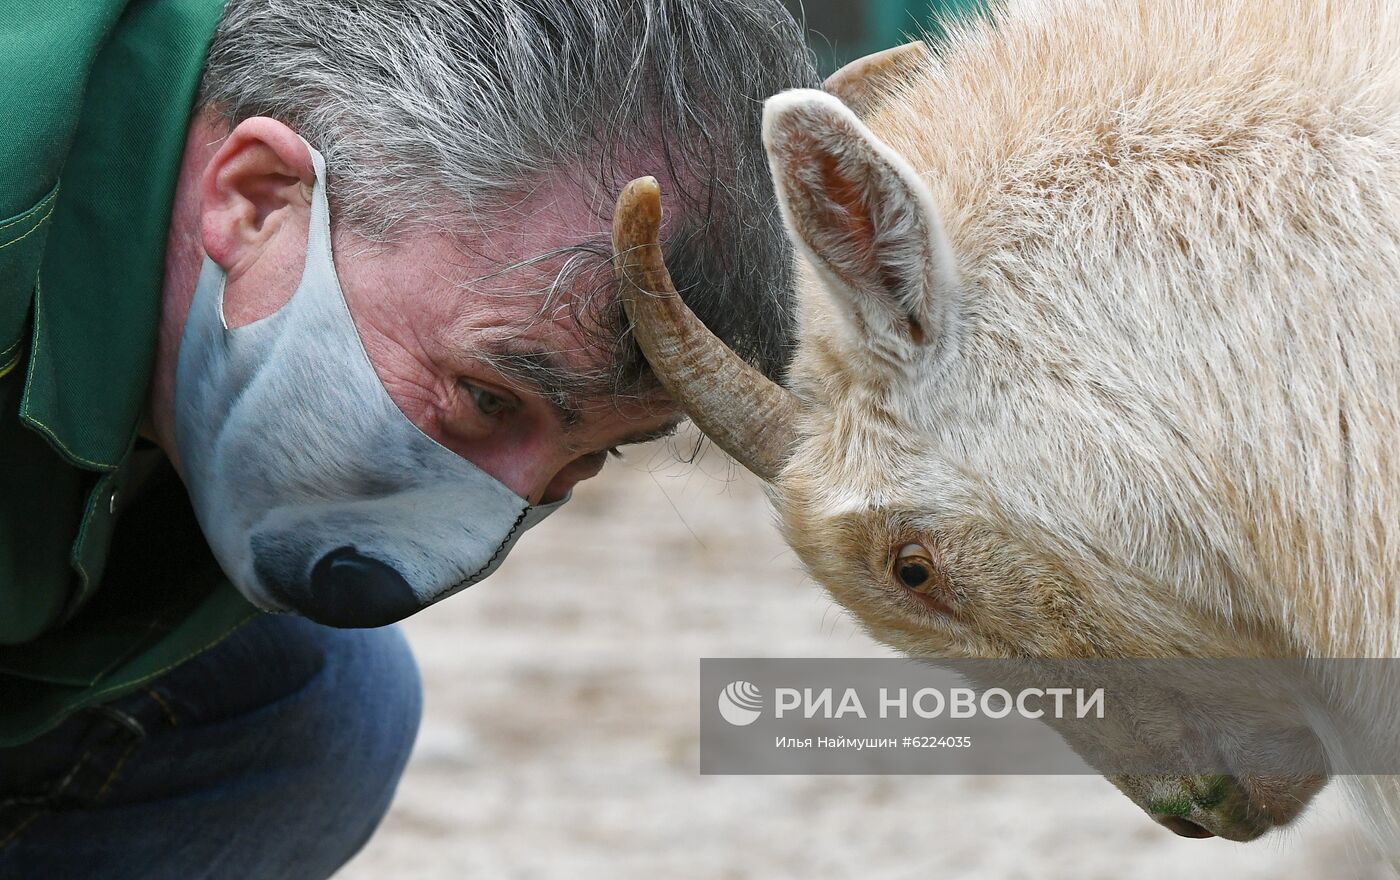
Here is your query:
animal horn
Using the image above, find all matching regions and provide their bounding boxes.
[823,41,932,116]
[612,177,800,482]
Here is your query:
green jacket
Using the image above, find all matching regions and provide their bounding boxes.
[0,0,257,747]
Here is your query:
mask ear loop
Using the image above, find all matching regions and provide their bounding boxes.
[296,136,336,297]
[214,274,232,332]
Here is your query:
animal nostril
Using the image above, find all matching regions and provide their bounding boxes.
[1156,816,1216,839]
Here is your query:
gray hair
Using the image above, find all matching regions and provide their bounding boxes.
[198,0,820,394]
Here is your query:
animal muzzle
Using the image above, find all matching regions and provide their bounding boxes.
[1128,772,1328,842]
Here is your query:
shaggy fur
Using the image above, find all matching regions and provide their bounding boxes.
[762,0,1400,848]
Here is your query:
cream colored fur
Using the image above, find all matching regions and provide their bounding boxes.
[760,0,1400,849]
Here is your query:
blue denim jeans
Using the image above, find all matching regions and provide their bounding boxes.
[0,612,422,879]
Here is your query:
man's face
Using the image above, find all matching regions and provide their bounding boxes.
[208,126,680,506]
[332,216,680,505]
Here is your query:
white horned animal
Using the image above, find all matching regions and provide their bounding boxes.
[612,0,1400,846]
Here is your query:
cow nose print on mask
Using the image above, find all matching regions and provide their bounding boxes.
[300,546,422,628]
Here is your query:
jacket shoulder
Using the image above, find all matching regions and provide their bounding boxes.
[0,2,130,217]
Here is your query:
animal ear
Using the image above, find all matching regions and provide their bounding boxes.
[823,41,931,117]
[763,89,957,356]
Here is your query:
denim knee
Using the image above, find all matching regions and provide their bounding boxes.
[132,615,425,877]
[269,619,424,867]
[0,614,423,880]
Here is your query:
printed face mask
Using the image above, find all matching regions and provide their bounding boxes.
[174,142,567,628]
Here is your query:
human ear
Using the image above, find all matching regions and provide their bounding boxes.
[199,116,314,277]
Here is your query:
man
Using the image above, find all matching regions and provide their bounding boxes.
[0,1,818,875]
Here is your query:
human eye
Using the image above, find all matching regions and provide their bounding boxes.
[459,381,516,417]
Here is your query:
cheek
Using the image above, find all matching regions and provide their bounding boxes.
[220,236,307,328]
[781,522,897,631]
[355,336,458,435]
[331,246,464,432]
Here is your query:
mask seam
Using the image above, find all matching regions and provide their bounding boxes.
[447,507,530,594]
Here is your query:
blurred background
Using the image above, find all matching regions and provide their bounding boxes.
[340,4,1390,878]
[782,0,987,71]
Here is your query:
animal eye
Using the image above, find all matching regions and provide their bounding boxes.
[893,543,936,590]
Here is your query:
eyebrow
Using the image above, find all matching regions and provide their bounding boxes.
[474,339,679,449]
[473,339,595,426]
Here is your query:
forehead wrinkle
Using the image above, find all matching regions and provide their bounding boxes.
[449,237,614,340]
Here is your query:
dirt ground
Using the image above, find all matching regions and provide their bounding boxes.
[339,435,1391,880]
